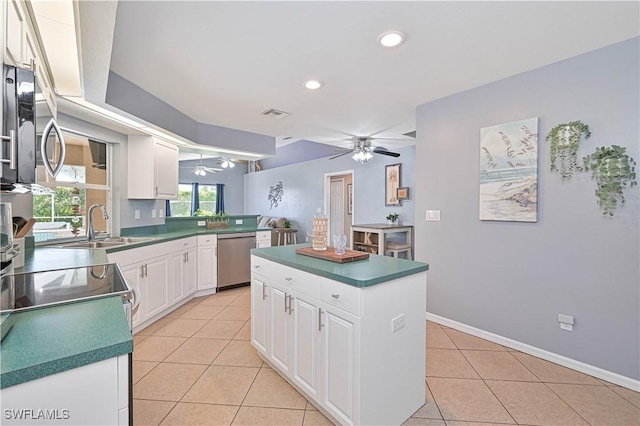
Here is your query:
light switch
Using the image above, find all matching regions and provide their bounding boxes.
[159,209,164,218]
[425,210,441,221]
[134,210,141,220]
[151,209,157,218]
[235,219,243,225]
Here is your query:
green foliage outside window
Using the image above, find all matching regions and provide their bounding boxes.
[33,187,87,226]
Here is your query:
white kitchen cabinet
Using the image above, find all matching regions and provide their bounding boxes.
[139,255,170,319]
[250,276,269,356]
[251,254,426,425]
[269,280,292,374]
[169,237,197,305]
[196,235,217,292]
[127,135,179,200]
[1,355,130,426]
[118,262,145,329]
[321,305,360,424]
[256,230,272,248]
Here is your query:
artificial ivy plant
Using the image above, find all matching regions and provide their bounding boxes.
[583,145,637,216]
[546,120,591,180]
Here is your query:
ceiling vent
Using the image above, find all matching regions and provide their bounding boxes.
[262,108,290,119]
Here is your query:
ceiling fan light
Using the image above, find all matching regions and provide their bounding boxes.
[228,161,235,168]
[221,161,229,168]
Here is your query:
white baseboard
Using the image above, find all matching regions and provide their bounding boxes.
[426,312,640,392]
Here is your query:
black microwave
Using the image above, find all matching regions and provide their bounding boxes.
[1,64,36,190]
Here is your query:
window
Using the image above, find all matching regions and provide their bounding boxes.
[33,133,111,242]
[169,184,217,216]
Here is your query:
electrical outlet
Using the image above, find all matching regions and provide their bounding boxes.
[159,209,164,218]
[197,221,206,227]
[391,314,405,333]
[560,323,573,332]
[235,219,243,225]
[558,314,574,325]
[151,209,157,218]
[134,210,141,220]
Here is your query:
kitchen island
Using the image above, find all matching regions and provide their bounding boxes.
[250,244,428,426]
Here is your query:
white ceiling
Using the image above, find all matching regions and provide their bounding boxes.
[106,1,638,150]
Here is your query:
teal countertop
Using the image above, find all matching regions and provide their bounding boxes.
[251,244,429,287]
[0,296,133,389]
[17,226,271,273]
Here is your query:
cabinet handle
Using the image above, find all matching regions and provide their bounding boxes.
[262,284,267,300]
[144,264,148,278]
[284,293,289,312]
[285,277,292,281]
[140,265,144,279]
[254,265,261,269]
[154,186,158,196]
[318,308,323,331]
[331,293,340,299]
[289,297,294,315]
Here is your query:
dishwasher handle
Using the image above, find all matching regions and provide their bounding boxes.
[217,232,256,239]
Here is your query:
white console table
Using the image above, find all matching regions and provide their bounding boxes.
[351,223,413,258]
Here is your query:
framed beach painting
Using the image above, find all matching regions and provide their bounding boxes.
[385,163,402,206]
[479,117,538,222]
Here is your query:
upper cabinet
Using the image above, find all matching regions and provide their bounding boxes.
[3,0,56,115]
[127,135,178,200]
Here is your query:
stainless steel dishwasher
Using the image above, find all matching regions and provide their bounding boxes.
[217,232,256,290]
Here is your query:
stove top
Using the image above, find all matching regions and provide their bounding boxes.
[1,263,131,313]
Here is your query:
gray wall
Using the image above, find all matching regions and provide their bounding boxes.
[260,140,341,170]
[106,72,276,156]
[178,158,247,214]
[244,146,415,236]
[415,38,639,380]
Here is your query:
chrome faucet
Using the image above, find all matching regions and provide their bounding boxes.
[87,204,109,241]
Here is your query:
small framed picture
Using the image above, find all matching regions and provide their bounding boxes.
[385,163,402,206]
[397,187,410,200]
[347,184,353,214]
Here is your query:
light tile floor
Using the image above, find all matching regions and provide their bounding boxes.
[133,287,640,426]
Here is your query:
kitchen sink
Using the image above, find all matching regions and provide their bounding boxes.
[57,236,159,249]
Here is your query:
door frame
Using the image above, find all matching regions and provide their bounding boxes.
[324,169,354,240]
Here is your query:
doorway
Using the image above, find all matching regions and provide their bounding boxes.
[324,170,354,246]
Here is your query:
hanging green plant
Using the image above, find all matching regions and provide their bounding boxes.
[546,121,591,180]
[583,145,637,216]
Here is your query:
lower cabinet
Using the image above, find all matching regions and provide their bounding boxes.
[196,235,217,291]
[1,355,130,426]
[256,230,271,248]
[250,255,426,426]
[109,237,197,333]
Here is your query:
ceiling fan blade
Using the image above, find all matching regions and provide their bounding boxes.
[204,167,223,172]
[329,150,353,160]
[373,147,400,157]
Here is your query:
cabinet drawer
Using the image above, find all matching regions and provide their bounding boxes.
[197,235,217,246]
[321,279,362,316]
[170,237,197,251]
[277,266,320,299]
[251,256,277,277]
[256,231,271,242]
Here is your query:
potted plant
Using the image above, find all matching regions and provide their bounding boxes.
[546,121,591,180]
[283,219,292,229]
[583,145,637,216]
[386,213,399,225]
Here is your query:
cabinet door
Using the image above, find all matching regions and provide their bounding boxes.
[322,306,360,425]
[251,276,269,356]
[256,241,271,248]
[197,244,217,290]
[291,292,321,401]
[144,256,170,319]
[120,263,145,328]
[5,0,24,66]
[155,140,178,199]
[184,248,197,296]
[269,282,291,374]
[169,251,184,305]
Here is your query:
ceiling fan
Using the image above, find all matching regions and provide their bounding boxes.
[217,157,236,169]
[330,136,401,164]
[180,155,223,176]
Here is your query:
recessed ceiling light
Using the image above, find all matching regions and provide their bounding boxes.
[304,80,324,90]
[377,31,405,48]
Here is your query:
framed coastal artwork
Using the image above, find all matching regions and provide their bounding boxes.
[397,187,410,200]
[385,163,402,206]
[479,117,538,222]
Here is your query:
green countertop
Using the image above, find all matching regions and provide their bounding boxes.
[251,244,429,287]
[0,296,133,389]
[17,226,271,273]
